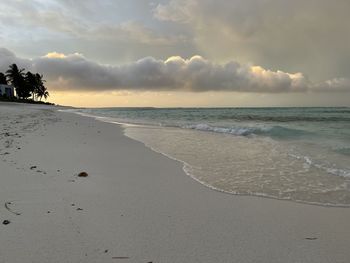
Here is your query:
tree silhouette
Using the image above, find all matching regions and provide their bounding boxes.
[0,72,7,85]
[24,72,49,101]
[35,74,49,101]
[6,64,30,99]
[4,64,49,101]
[25,71,37,100]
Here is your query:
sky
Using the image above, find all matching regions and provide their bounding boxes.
[0,0,350,107]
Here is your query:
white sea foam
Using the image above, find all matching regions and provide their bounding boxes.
[183,123,258,136]
[289,153,350,178]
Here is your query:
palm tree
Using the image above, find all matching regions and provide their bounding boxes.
[25,71,37,100]
[6,64,28,99]
[36,86,49,101]
[5,64,50,102]
[35,74,49,101]
[0,72,7,85]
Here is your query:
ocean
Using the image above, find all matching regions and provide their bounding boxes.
[67,107,350,206]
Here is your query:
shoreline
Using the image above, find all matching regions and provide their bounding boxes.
[69,109,350,208]
[1,102,350,262]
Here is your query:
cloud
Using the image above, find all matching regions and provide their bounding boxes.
[0,0,195,64]
[153,0,350,82]
[312,78,350,92]
[2,0,350,83]
[44,52,68,59]
[89,21,186,46]
[0,48,349,93]
[0,1,187,46]
[0,48,32,70]
[153,0,196,23]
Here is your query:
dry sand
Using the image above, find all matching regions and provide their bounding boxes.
[0,102,350,263]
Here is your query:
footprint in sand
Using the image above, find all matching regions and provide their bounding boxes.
[5,201,22,216]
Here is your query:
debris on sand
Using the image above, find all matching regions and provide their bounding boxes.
[78,172,88,177]
[305,237,318,240]
[5,202,21,216]
[2,220,10,225]
[30,165,37,170]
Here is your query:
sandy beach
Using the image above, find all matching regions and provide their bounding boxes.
[1,102,350,263]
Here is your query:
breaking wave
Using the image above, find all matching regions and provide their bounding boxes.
[183,123,311,139]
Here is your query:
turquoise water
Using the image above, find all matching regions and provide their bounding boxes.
[68,107,350,206]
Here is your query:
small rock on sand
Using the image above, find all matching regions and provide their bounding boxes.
[78,172,88,177]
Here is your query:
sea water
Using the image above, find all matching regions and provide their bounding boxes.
[68,107,350,206]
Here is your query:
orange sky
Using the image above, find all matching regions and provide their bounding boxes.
[51,90,350,108]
